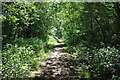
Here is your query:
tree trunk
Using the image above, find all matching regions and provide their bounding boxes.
[114,2,120,44]
[94,18,106,43]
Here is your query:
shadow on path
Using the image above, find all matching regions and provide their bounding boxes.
[34,40,80,80]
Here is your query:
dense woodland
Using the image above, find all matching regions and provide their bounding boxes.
[2,2,120,80]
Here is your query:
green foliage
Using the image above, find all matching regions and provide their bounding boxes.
[88,47,119,79]
[51,3,120,78]
[2,2,51,44]
[52,2,120,47]
[2,2,120,79]
[74,44,120,79]
[2,38,49,79]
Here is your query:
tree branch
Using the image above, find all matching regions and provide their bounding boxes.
[94,18,105,42]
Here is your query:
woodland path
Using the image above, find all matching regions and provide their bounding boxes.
[34,40,82,80]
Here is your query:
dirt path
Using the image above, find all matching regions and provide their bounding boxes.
[34,41,80,80]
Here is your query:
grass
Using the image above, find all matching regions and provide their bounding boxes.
[48,36,59,45]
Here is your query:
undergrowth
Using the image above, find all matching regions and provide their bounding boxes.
[66,43,120,80]
[2,37,58,79]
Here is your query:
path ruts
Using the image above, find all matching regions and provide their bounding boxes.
[35,40,80,80]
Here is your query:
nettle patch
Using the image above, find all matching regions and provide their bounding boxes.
[2,38,47,79]
[75,45,120,79]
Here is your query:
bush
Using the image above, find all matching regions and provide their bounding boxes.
[74,44,120,79]
[2,38,48,79]
[88,47,120,79]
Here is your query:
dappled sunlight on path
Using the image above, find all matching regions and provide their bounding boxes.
[35,41,79,80]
